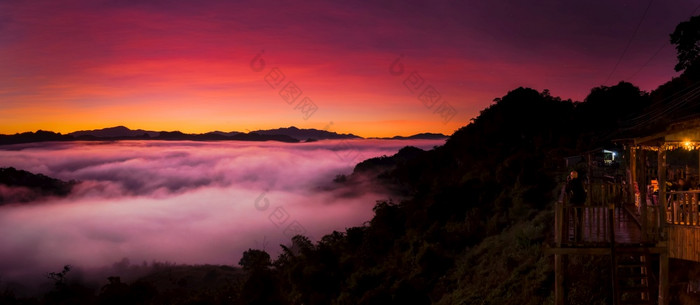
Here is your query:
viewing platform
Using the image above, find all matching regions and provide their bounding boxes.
[551,118,700,305]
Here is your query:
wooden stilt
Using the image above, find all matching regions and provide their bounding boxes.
[610,206,619,305]
[659,149,667,240]
[639,149,648,241]
[630,147,637,206]
[555,253,565,305]
[659,252,669,305]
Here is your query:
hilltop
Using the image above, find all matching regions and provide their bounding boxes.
[251,126,361,141]
[0,167,76,205]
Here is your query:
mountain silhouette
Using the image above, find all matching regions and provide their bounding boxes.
[69,126,161,138]
[0,130,73,145]
[251,126,361,141]
[371,133,448,140]
[0,126,449,146]
[0,127,299,144]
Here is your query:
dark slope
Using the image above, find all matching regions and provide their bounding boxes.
[255,85,651,305]
[0,167,76,204]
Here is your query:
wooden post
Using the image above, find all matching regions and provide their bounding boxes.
[639,149,648,241]
[629,147,637,207]
[609,204,619,305]
[555,188,566,305]
[588,153,593,205]
[659,252,669,305]
[672,194,678,224]
[555,202,563,247]
[555,254,565,305]
[693,193,698,226]
[659,148,667,240]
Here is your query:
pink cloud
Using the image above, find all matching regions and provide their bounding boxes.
[0,139,444,284]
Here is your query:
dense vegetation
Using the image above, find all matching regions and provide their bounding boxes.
[259,83,650,305]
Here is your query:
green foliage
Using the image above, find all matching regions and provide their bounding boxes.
[434,211,553,305]
[563,256,611,305]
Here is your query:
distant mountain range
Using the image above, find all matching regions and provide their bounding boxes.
[250,126,361,141]
[370,133,449,140]
[69,126,160,138]
[0,126,447,146]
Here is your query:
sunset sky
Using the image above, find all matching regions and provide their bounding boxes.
[1,0,698,137]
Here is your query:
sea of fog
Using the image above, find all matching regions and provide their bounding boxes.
[0,139,444,285]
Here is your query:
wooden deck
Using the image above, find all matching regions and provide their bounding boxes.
[565,207,644,245]
[555,204,653,248]
[552,202,668,305]
[613,207,646,244]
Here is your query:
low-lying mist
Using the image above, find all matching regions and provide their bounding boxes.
[0,139,443,288]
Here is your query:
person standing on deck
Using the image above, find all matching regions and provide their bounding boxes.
[566,170,586,205]
[566,170,586,242]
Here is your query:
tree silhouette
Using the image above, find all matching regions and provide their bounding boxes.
[238,249,271,271]
[46,265,72,288]
[44,265,94,304]
[238,249,284,305]
[671,15,700,72]
[98,277,130,305]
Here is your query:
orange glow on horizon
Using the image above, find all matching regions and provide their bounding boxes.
[0,1,688,139]
[0,119,460,139]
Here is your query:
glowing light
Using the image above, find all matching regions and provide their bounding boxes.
[683,140,694,150]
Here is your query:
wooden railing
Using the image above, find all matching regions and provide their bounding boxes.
[554,181,678,245]
[667,190,700,226]
[557,204,615,245]
[644,205,663,242]
[555,184,615,246]
[588,182,627,206]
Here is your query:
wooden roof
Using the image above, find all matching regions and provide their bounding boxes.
[615,117,700,150]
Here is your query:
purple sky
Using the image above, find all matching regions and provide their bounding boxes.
[1,0,698,136]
